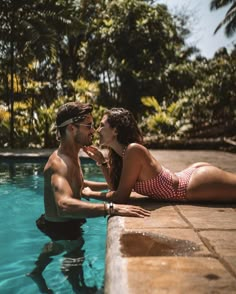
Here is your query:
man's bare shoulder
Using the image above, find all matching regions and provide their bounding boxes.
[44,150,68,175]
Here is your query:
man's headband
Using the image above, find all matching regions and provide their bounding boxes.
[51,115,85,131]
[56,116,85,128]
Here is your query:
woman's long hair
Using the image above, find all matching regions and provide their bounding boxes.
[105,108,143,189]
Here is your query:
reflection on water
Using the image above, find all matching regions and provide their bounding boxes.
[0,159,106,294]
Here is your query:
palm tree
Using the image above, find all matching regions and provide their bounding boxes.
[210,0,236,37]
[0,0,74,148]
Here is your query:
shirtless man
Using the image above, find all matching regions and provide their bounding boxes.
[28,101,150,293]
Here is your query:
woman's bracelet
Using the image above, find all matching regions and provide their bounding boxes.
[96,160,108,167]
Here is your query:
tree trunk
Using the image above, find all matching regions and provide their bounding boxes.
[9,12,15,148]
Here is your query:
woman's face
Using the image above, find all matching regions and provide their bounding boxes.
[97,114,117,146]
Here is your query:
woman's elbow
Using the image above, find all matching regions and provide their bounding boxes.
[113,198,128,204]
[112,192,130,204]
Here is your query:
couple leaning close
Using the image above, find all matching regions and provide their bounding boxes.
[28,101,236,293]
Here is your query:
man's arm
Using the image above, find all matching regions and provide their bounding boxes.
[51,172,106,218]
[51,173,150,218]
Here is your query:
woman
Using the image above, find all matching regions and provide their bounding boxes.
[83,108,236,203]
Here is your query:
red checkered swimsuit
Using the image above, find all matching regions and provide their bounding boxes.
[133,166,196,201]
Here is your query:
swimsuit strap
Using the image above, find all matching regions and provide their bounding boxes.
[122,146,127,158]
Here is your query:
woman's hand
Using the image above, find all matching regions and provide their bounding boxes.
[83,146,106,164]
[82,187,92,198]
[114,204,150,218]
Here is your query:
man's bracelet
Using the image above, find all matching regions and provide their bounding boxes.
[109,202,114,215]
[103,202,109,217]
[103,202,114,217]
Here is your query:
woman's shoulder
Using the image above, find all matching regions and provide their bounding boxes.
[126,143,148,155]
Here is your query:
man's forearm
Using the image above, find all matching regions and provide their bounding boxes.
[57,198,107,218]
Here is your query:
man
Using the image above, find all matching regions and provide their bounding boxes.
[28,101,150,293]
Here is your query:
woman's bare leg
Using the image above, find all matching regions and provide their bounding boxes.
[186,166,236,202]
[188,162,213,168]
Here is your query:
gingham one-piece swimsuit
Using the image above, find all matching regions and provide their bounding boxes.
[133,166,196,201]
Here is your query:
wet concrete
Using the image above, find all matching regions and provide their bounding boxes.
[120,231,200,257]
[105,150,236,294]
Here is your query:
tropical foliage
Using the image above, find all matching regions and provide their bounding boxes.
[141,47,236,141]
[0,0,235,149]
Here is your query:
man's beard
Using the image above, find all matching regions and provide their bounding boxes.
[76,135,93,146]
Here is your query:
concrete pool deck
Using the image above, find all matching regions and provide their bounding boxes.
[1,149,236,293]
[105,150,236,294]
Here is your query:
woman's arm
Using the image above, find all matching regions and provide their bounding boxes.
[83,179,108,191]
[83,146,113,188]
[82,144,143,203]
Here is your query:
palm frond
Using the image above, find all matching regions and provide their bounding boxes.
[214,4,236,36]
[210,0,234,11]
[225,6,236,36]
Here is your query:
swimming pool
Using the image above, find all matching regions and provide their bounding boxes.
[0,159,107,294]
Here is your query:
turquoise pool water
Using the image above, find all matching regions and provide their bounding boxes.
[0,159,107,294]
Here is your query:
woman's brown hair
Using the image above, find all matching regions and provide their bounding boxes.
[105,108,143,189]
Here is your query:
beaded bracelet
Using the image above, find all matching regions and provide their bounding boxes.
[96,160,108,167]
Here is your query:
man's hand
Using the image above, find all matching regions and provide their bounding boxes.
[114,204,150,218]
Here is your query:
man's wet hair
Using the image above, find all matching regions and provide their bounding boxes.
[55,101,93,138]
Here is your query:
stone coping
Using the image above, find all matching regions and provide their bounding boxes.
[0,148,90,162]
[0,149,53,159]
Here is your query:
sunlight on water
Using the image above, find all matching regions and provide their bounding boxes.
[0,160,106,294]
